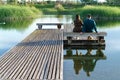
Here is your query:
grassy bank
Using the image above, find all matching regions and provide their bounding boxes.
[1,4,120,20]
[0,5,42,20]
[35,4,120,19]
[79,5,120,18]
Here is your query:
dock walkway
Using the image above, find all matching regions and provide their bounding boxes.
[0,29,63,80]
[0,24,107,80]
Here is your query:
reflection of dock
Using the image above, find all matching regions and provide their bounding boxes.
[64,45,105,49]
[64,55,107,60]
[64,47,107,76]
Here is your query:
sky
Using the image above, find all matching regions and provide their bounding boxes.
[98,0,106,2]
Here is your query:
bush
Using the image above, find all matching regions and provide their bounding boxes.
[54,3,64,10]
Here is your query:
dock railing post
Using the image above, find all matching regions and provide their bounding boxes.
[57,24,62,29]
[97,36,105,43]
[67,36,72,45]
[38,25,42,29]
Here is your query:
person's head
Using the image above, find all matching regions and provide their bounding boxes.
[87,14,91,19]
[75,14,80,20]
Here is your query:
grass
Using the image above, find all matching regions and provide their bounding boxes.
[0,4,120,20]
[79,5,120,17]
[0,5,42,20]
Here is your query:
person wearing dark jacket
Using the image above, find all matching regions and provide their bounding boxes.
[83,14,98,33]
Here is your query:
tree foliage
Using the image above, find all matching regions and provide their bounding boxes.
[106,0,120,3]
[7,0,17,5]
[81,0,95,2]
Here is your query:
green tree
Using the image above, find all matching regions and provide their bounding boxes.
[106,0,120,3]
[82,0,94,2]
[7,0,17,5]
[106,0,113,3]
[113,0,120,3]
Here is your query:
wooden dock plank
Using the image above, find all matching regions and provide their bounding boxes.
[56,45,61,79]
[0,47,29,78]
[0,30,40,67]
[9,47,35,79]
[34,44,48,79]
[44,45,55,79]
[32,42,46,79]
[0,29,63,80]
[49,44,57,79]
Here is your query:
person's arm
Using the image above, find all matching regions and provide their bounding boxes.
[93,21,98,33]
[82,20,86,32]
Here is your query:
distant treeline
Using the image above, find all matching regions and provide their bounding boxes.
[0,0,120,7]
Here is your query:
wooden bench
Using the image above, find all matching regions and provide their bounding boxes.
[36,23,63,29]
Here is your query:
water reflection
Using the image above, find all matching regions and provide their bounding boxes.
[64,47,106,77]
[96,20,120,28]
[0,19,33,31]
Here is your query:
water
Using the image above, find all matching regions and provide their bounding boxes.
[63,21,120,80]
[0,20,37,56]
[0,15,120,80]
[0,15,72,56]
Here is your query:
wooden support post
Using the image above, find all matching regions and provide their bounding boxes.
[38,25,42,29]
[67,36,72,45]
[97,36,105,43]
[57,24,61,29]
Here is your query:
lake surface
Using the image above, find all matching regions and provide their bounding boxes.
[64,26,120,80]
[0,15,72,56]
[0,15,120,80]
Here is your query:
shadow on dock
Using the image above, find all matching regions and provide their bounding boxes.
[17,40,62,46]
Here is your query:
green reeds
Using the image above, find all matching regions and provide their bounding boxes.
[79,5,120,17]
[35,4,120,19]
[0,5,42,20]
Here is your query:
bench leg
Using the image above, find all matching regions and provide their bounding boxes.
[57,24,61,29]
[97,36,105,43]
[38,25,42,29]
[67,36,72,45]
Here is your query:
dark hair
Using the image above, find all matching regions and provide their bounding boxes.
[87,14,91,18]
[76,14,80,20]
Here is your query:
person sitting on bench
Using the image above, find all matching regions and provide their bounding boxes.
[73,14,83,32]
[82,14,98,33]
